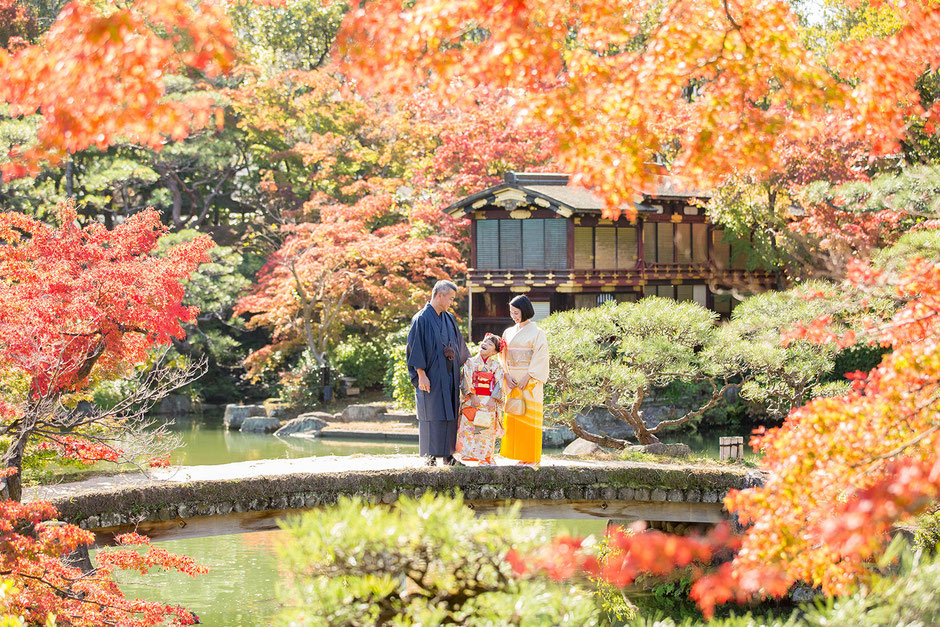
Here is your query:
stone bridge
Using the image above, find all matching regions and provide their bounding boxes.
[32,456,764,546]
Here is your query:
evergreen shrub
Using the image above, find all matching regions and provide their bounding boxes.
[275,493,606,625]
[331,335,388,389]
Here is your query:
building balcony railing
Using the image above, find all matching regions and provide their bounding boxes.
[468,264,775,291]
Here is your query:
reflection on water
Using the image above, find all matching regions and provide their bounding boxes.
[164,412,418,466]
[97,530,283,627]
[101,519,611,627]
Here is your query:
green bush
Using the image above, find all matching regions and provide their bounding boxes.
[715,284,848,419]
[331,335,388,389]
[541,297,740,443]
[383,328,415,411]
[275,493,606,626]
[915,507,940,554]
[821,343,890,385]
[278,355,327,408]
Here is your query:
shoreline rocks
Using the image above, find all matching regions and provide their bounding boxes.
[339,402,390,422]
[240,417,282,433]
[223,404,267,430]
[563,437,693,458]
[275,413,331,438]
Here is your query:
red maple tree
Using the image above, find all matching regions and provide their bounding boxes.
[236,193,465,373]
[0,0,238,180]
[334,0,940,218]
[0,202,214,624]
[0,201,212,500]
[1,499,208,626]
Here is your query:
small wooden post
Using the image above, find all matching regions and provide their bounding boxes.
[719,436,744,461]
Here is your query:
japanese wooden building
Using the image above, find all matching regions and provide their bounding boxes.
[444,172,776,341]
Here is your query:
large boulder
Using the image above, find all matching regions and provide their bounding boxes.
[223,404,267,430]
[154,394,191,416]
[340,402,391,422]
[274,413,331,437]
[562,438,613,457]
[240,417,282,433]
[542,425,576,448]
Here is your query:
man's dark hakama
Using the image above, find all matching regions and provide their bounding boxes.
[406,303,469,457]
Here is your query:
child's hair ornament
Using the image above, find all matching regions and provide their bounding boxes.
[484,333,506,353]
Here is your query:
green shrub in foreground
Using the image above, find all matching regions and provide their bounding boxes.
[275,493,606,626]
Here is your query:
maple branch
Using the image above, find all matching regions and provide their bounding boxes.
[853,392,940,469]
[12,572,118,613]
[288,257,320,362]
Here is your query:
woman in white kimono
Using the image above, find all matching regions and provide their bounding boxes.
[499,295,550,465]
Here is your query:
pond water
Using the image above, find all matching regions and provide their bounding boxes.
[163,412,755,466]
[97,518,610,627]
[164,412,418,466]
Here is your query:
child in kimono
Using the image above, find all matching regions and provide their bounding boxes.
[456,333,506,465]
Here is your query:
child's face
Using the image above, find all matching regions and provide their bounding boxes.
[480,338,497,358]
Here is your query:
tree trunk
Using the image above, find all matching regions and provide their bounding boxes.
[567,419,628,450]
[65,158,74,199]
[4,435,26,502]
[608,387,661,445]
[623,414,660,445]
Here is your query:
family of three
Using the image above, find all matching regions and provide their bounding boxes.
[406,280,549,467]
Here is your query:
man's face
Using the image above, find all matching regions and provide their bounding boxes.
[433,288,456,311]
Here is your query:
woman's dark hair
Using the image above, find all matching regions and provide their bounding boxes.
[509,295,535,321]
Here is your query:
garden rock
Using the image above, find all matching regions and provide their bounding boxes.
[542,426,576,448]
[240,417,282,433]
[154,394,191,416]
[266,404,299,420]
[275,413,330,437]
[562,438,612,457]
[223,404,267,430]
[340,403,390,422]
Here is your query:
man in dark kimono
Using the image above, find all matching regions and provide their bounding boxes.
[407,280,470,466]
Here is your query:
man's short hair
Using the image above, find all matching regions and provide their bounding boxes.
[432,280,458,297]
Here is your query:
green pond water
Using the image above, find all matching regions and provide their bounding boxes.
[163,412,753,466]
[164,412,419,465]
[96,519,610,627]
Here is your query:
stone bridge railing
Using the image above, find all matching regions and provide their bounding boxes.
[51,463,764,545]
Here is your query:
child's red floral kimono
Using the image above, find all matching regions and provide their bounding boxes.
[456,352,506,463]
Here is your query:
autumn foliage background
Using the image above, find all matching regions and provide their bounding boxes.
[2,0,940,623]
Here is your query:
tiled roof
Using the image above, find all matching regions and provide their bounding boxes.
[444,171,709,217]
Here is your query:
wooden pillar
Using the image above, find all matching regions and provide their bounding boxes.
[719,436,744,461]
[637,218,645,268]
[467,277,473,341]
